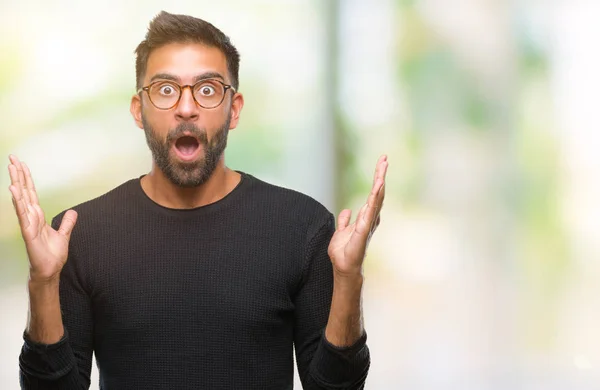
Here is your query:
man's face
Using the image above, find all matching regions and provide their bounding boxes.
[131,43,240,187]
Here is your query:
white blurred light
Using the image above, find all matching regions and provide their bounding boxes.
[573,355,592,371]
[30,33,111,104]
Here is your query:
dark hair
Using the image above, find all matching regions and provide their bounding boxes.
[134,11,240,90]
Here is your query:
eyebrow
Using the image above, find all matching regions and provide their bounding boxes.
[149,72,226,84]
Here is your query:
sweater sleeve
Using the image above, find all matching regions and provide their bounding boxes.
[19,214,94,389]
[293,212,371,389]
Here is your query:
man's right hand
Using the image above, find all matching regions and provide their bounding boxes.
[8,155,78,283]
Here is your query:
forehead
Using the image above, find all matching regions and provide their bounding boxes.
[145,42,228,83]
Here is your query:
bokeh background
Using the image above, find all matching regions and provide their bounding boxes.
[1,0,600,388]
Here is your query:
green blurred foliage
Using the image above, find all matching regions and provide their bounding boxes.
[396,1,568,311]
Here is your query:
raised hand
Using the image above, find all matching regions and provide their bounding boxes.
[328,155,388,277]
[8,155,78,283]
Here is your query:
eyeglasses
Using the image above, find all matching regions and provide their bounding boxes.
[137,78,236,110]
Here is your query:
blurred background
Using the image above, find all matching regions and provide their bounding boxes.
[1,0,600,388]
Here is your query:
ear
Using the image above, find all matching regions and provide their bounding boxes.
[130,94,144,129]
[228,92,244,130]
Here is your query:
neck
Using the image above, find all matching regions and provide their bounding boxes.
[140,159,241,209]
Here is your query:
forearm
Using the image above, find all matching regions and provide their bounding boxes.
[324,273,364,347]
[295,214,370,389]
[26,278,65,344]
[20,269,92,389]
[302,273,369,389]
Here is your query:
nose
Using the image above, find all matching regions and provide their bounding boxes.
[174,85,199,121]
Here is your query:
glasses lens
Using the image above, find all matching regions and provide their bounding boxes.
[193,80,225,108]
[148,81,180,109]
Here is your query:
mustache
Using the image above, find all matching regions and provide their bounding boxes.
[165,123,208,145]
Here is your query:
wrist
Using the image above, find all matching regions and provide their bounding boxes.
[28,273,60,289]
[332,273,364,300]
[333,268,364,285]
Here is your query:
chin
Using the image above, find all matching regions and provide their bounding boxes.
[167,165,214,188]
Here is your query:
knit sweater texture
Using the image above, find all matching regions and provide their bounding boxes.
[18,172,370,389]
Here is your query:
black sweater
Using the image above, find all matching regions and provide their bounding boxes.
[18,172,370,389]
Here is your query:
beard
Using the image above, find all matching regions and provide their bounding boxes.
[142,114,230,188]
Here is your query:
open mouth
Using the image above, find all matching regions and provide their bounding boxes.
[173,135,202,161]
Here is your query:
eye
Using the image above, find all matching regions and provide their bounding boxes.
[197,84,216,97]
[157,83,178,96]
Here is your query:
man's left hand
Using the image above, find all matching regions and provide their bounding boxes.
[328,155,388,278]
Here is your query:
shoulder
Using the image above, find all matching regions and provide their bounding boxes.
[50,178,139,227]
[242,172,335,235]
[49,179,140,263]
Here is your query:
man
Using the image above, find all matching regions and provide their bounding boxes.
[8,11,388,390]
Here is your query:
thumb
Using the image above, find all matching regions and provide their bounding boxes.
[337,209,352,230]
[57,210,78,241]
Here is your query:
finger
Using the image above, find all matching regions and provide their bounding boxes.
[369,156,388,209]
[375,180,386,214]
[354,180,383,238]
[354,202,371,235]
[371,184,387,232]
[355,202,368,221]
[373,214,381,231]
[372,155,388,187]
[8,165,29,218]
[57,210,78,241]
[370,159,388,224]
[32,204,46,236]
[17,162,31,206]
[356,156,388,236]
[364,178,384,220]
[380,156,388,181]
[375,157,388,193]
[22,162,40,206]
[337,209,352,230]
[9,190,19,216]
[9,184,31,231]
[9,155,31,206]
[8,161,23,188]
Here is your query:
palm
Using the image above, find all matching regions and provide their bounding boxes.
[328,211,375,271]
[328,156,388,276]
[23,212,70,276]
[8,155,77,281]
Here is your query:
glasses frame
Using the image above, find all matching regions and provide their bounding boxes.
[137,78,236,110]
